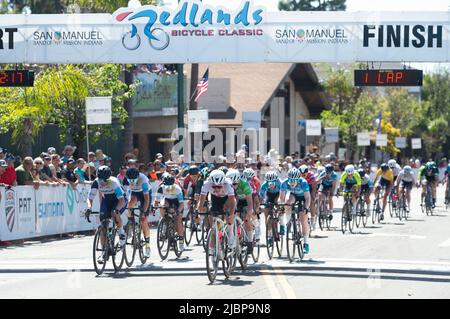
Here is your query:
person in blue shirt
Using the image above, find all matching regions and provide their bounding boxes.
[316,164,338,219]
[279,168,311,254]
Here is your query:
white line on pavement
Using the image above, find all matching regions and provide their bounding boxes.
[367,233,426,239]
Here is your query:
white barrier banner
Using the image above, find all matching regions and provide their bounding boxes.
[0,1,449,64]
[357,132,371,146]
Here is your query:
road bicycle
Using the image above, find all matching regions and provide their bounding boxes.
[123,207,152,267]
[388,186,398,218]
[397,187,409,221]
[372,185,387,224]
[85,210,125,275]
[279,202,305,263]
[156,205,184,260]
[235,201,260,265]
[421,181,434,216]
[340,190,356,234]
[260,202,284,260]
[184,197,199,247]
[205,211,236,283]
[445,180,450,210]
[317,189,333,231]
[355,191,369,228]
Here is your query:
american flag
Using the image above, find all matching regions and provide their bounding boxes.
[194,68,209,102]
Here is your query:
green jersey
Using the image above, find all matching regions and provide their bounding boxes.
[235,179,252,200]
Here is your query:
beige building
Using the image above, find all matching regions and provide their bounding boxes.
[133,63,329,162]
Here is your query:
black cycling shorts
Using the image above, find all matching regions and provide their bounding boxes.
[100,196,128,221]
[266,192,279,204]
[400,181,413,190]
[361,184,371,194]
[379,178,391,189]
[210,195,228,215]
[319,183,333,194]
[164,198,181,213]
[130,192,149,216]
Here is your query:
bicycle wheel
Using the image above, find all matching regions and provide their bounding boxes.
[318,201,325,231]
[341,203,348,234]
[237,226,248,270]
[355,200,362,228]
[266,217,274,260]
[195,216,203,245]
[388,191,394,218]
[275,220,284,258]
[137,224,149,265]
[112,228,125,272]
[93,226,108,275]
[421,192,426,214]
[202,217,210,252]
[222,230,235,278]
[124,221,136,267]
[296,219,304,261]
[184,210,194,246]
[372,198,378,225]
[398,195,403,221]
[286,217,296,262]
[157,218,170,260]
[252,235,260,263]
[348,204,355,234]
[174,236,183,258]
[205,228,219,283]
[425,191,432,216]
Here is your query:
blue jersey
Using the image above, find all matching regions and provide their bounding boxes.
[280,178,310,196]
[318,171,338,187]
[259,180,282,198]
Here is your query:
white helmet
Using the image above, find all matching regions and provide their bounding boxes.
[243,168,255,179]
[388,159,397,168]
[209,170,226,185]
[317,166,326,176]
[345,165,355,174]
[288,168,301,179]
[265,171,278,182]
[226,169,242,184]
[299,165,309,174]
[403,165,412,174]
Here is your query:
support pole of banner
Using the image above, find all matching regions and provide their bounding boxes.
[86,123,91,182]
[177,64,185,156]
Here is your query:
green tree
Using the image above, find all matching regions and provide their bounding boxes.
[0,85,50,156]
[279,0,346,11]
[384,88,422,137]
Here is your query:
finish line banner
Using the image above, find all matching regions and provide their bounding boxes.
[0,0,449,64]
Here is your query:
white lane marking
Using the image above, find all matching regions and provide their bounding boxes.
[273,267,296,299]
[367,233,426,239]
[439,238,450,247]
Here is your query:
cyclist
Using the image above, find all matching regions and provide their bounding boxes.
[86,166,127,263]
[418,161,439,209]
[316,164,338,220]
[373,163,393,220]
[357,168,372,217]
[122,167,151,258]
[183,164,200,212]
[259,171,283,232]
[395,165,416,213]
[197,170,237,250]
[388,159,402,208]
[226,169,255,254]
[280,168,312,254]
[243,168,261,214]
[192,167,211,227]
[338,165,362,220]
[153,173,186,252]
[299,165,318,232]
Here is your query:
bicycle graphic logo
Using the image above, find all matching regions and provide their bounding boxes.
[116,11,170,51]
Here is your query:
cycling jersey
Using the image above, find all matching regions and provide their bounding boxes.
[156,184,184,202]
[318,171,338,187]
[248,177,261,196]
[375,169,394,183]
[122,172,150,194]
[280,178,310,196]
[418,165,439,180]
[301,171,316,185]
[259,180,282,197]
[201,180,234,198]
[89,177,125,201]
[234,179,253,200]
[391,164,401,177]
[183,174,199,197]
[360,175,373,187]
[396,170,416,184]
[340,172,362,186]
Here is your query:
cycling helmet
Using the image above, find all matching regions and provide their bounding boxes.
[317,166,326,176]
[388,159,397,168]
[265,171,278,182]
[299,165,309,175]
[325,164,334,173]
[243,168,255,179]
[126,167,140,180]
[226,169,242,184]
[162,173,175,186]
[97,166,111,181]
[218,166,228,175]
[209,170,226,185]
[200,167,210,179]
[357,168,366,177]
[403,165,412,174]
[288,168,301,179]
[188,165,199,175]
[380,163,389,171]
[345,165,355,174]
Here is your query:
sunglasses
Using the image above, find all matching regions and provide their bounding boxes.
[127,178,138,183]
[212,185,223,189]
[288,179,298,184]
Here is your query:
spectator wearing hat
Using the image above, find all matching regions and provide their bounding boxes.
[84,163,96,181]
[0,160,14,187]
[117,165,127,184]
[105,157,112,168]
[88,152,96,168]
[47,147,57,155]
[39,153,58,182]
[0,154,17,186]
[15,157,37,187]
[49,154,63,180]
[62,159,78,187]
[0,147,5,160]
[61,145,76,165]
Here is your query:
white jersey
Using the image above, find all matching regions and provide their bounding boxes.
[396,170,417,184]
[201,180,235,198]
[392,164,402,177]
[123,173,150,193]
[89,177,125,201]
[156,184,184,201]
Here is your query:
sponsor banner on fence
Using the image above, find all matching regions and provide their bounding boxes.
[357,132,371,146]
[0,185,99,241]
[1,1,449,64]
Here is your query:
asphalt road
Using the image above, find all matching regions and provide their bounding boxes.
[1,186,449,299]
